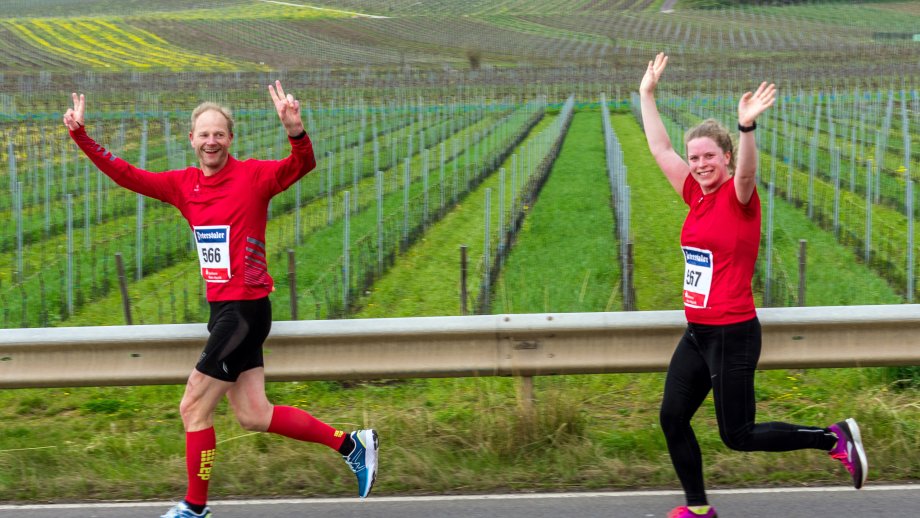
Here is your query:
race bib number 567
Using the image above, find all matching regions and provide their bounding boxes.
[682,246,713,308]
[194,225,231,282]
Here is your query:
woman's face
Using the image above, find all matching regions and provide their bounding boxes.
[686,137,731,193]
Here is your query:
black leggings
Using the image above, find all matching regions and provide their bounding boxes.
[659,316,837,506]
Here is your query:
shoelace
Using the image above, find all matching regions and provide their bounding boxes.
[345,451,366,473]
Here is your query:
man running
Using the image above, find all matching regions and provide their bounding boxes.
[64,81,378,518]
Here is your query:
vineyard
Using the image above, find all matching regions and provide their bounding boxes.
[0,0,917,329]
[0,1,916,80]
[0,89,915,328]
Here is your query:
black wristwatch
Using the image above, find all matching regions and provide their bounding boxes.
[738,121,757,133]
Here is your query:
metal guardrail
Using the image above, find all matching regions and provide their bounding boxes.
[0,305,918,389]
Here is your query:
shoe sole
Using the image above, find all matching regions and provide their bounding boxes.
[845,418,868,489]
[359,429,379,498]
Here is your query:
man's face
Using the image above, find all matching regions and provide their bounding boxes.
[190,110,233,175]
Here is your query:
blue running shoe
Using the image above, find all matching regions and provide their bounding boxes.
[343,429,378,498]
[160,501,212,518]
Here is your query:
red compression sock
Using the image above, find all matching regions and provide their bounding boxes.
[267,405,346,451]
[184,427,216,507]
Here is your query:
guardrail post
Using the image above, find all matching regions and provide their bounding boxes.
[517,375,535,416]
[115,252,132,325]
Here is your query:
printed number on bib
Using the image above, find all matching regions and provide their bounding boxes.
[682,246,713,309]
[194,225,231,282]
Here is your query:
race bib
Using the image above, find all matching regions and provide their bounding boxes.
[194,225,231,282]
[682,246,713,308]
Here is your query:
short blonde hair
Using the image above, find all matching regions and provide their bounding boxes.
[684,118,735,173]
[191,102,234,135]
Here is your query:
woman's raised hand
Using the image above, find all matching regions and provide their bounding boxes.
[640,52,668,96]
[738,82,776,126]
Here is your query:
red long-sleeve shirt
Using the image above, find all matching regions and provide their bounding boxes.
[70,126,316,302]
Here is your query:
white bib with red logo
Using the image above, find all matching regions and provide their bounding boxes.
[682,246,713,309]
[194,225,231,282]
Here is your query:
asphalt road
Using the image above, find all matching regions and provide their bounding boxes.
[1,485,917,517]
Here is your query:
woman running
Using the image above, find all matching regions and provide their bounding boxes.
[639,52,867,518]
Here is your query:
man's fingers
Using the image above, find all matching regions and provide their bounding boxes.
[71,92,85,115]
[268,82,287,105]
[269,81,297,113]
[273,80,286,102]
[67,93,85,128]
[63,109,79,130]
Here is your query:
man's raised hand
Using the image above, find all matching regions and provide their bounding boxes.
[268,80,305,137]
[63,92,85,131]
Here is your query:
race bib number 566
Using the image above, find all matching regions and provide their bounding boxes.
[682,246,713,308]
[194,225,231,282]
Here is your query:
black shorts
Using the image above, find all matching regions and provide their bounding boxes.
[196,297,272,382]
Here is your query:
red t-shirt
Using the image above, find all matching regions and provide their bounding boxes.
[680,174,760,325]
[70,126,316,302]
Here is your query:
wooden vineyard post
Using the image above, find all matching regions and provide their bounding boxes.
[115,253,133,325]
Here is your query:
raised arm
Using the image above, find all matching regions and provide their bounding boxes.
[268,80,306,137]
[734,81,776,205]
[639,53,689,195]
[64,92,177,203]
[264,81,316,194]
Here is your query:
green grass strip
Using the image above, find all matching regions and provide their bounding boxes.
[353,116,557,318]
[493,109,620,314]
[758,187,901,306]
[609,112,685,310]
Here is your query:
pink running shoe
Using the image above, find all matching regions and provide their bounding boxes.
[828,418,868,489]
[667,505,718,518]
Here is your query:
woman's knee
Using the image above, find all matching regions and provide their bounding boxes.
[659,406,690,437]
[720,426,755,451]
